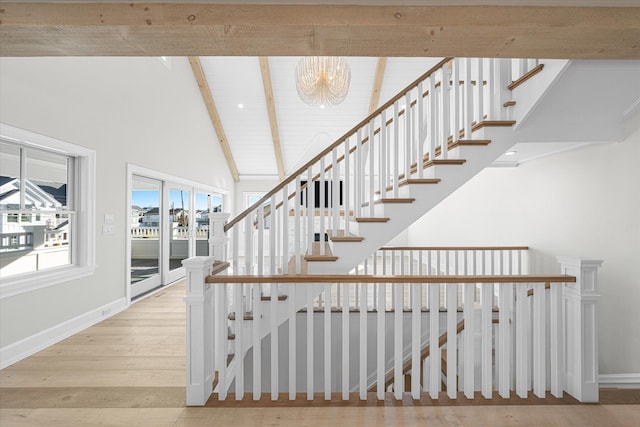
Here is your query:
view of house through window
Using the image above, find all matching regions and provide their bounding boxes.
[0,141,73,278]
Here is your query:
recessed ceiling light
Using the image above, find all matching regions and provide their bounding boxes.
[320,104,326,109]
[505,150,517,156]
[238,103,244,109]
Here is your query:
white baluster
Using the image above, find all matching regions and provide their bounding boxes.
[393,283,403,400]
[332,148,339,236]
[359,282,368,400]
[481,283,493,399]
[342,283,350,400]
[270,197,276,275]
[252,282,261,400]
[356,129,362,217]
[452,59,460,142]
[477,58,484,124]
[404,93,412,179]
[257,205,264,275]
[245,218,252,275]
[282,186,289,275]
[380,110,388,197]
[463,282,475,399]
[429,282,440,398]
[393,102,400,197]
[498,282,512,398]
[464,58,473,139]
[411,282,421,399]
[307,168,314,257]
[369,119,375,217]
[319,157,325,254]
[417,82,425,178]
[441,64,450,160]
[428,74,436,162]
[377,282,386,400]
[487,59,496,120]
[217,277,228,400]
[344,138,351,235]
[234,283,244,400]
[532,281,546,398]
[324,284,332,400]
[289,285,297,400]
[307,291,314,400]
[515,285,529,398]
[446,282,458,398]
[293,178,300,274]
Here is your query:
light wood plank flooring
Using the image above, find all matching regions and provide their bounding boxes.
[1,280,638,426]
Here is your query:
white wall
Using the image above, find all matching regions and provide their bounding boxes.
[0,57,234,348]
[233,178,280,216]
[406,111,640,375]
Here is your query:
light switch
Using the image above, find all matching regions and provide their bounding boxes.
[104,213,114,224]
[102,224,115,235]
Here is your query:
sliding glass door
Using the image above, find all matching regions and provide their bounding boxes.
[128,170,227,300]
[130,175,162,297]
[166,185,191,284]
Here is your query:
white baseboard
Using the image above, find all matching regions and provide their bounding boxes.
[0,297,128,370]
[599,373,640,389]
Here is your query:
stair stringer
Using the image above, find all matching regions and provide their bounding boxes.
[309,126,517,275]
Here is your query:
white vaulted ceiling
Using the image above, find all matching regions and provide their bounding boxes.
[199,56,442,180]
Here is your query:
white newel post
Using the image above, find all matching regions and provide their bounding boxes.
[209,212,230,262]
[183,256,216,406]
[557,256,603,403]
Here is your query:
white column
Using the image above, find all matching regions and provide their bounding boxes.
[557,256,603,403]
[209,212,230,262]
[183,255,216,406]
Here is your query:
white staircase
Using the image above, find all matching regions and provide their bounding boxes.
[185,57,601,404]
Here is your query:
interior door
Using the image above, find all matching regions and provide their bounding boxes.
[130,175,162,298]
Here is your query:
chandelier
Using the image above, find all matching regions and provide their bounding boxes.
[295,57,351,108]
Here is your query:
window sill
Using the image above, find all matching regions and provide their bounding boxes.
[0,264,97,299]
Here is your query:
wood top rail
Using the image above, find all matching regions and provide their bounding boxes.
[224,57,453,233]
[205,274,575,284]
[379,246,529,251]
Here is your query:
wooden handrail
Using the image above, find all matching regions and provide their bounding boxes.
[224,57,453,233]
[206,274,575,284]
[379,246,529,251]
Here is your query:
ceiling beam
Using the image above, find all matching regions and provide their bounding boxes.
[258,57,286,181]
[1,4,639,58]
[369,58,388,114]
[188,56,240,183]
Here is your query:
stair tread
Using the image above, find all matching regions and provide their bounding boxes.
[327,229,364,242]
[228,312,254,321]
[374,198,415,204]
[260,294,288,301]
[304,242,338,261]
[355,217,390,223]
[398,178,441,188]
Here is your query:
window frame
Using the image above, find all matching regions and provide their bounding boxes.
[0,124,96,298]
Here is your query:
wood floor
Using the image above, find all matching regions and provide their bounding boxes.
[1,280,638,426]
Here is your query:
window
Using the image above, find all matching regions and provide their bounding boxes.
[0,124,96,298]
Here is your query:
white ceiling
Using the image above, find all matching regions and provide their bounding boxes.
[200,56,442,179]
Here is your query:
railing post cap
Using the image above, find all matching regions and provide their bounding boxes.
[182,256,216,269]
[556,256,604,269]
[210,212,230,220]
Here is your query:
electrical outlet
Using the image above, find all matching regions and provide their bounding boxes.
[102,224,115,235]
[104,213,114,224]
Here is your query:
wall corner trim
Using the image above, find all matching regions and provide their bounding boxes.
[0,297,127,370]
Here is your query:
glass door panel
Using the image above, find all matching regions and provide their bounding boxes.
[130,175,162,297]
[167,187,190,283]
[195,192,211,256]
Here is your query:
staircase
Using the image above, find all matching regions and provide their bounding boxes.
[183,57,607,405]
